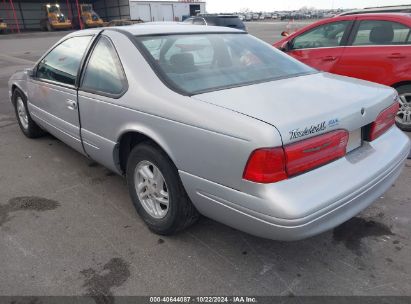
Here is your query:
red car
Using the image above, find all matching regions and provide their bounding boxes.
[274,13,411,131]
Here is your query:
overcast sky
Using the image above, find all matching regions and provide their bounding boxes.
[205,0,411,12]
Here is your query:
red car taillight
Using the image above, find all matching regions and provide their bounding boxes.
[243,148,287,183]
[368,102,399,141]
[243,130,349,183]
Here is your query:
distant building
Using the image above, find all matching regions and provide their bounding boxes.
[129,0,206,22]
[0,0,206,31]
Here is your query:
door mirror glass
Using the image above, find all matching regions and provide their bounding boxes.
[25,67,35,77]
[280,41,291,52]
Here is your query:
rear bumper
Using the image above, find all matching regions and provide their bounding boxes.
[180,127,410,241]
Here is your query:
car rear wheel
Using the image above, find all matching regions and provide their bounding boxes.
[13,89,46,138]
[396,85,411,132]
[126,142,199,235]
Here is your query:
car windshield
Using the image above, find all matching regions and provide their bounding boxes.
[135,33,316,95]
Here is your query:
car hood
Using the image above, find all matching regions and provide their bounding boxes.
[192,72,397,145]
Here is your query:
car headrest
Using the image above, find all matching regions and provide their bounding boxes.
[170,53,197,74]
[369,25,394,44]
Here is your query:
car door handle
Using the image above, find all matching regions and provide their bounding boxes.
[387,53,405,59]
[321,56,337,62]
[66,99,77,110]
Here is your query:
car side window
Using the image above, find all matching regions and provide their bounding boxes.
[183,18,194,24]
[292,21,350,50]
[36,36,92,86]
[81,36,126,96]
[352,20,411,46]
[193,18,205,25]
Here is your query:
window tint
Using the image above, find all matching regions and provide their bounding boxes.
[293,21,350,49]
[37,36,92,85]
[353,20,411,46]
[138,33,315,95]
[81,36,126,95]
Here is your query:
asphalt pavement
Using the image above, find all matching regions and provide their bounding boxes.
[0,22,411,297]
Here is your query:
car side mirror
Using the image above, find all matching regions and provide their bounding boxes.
[281,31,289,37]
[280,41,291,52]
[25,67,35,78]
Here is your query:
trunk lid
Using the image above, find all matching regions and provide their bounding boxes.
[192,72,397,145]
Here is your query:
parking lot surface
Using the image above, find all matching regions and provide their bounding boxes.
[1,22,411,297]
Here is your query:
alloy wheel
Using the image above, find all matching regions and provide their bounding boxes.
[16,97,29,130]
[396,93,411,126]
[134,160,169,219]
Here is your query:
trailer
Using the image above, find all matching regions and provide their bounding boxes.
[129,1,205,22]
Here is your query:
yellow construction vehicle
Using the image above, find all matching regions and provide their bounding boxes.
[78,4,103,28]
[0,18,7,34]
[40,3,72,31]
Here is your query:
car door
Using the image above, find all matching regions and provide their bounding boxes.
[286,20,353,73]
[77,35,128,171]
[335,19,411,86]
[27,35,93,154]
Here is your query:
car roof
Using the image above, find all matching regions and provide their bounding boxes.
[339,7,411,16]
[68,23,243,38]
[302,12,411,26]
[336,12,411,18]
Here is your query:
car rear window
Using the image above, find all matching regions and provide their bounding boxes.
[135,33,315,95]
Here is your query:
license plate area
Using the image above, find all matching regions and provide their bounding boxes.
[347,128,362,153]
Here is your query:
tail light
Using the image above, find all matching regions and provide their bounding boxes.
[368,102,399,141]
[243,130,349,183]
[243,148,287,183]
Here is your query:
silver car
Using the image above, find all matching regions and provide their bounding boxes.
[8,25,410,240]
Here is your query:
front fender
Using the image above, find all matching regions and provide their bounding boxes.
[8,71,29,103]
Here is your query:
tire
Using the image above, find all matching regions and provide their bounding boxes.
[126,142,199,235]
[395,84,411,132]
[13,89,46,138]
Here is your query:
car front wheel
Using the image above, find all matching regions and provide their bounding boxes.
[396,85,411,132]
[13,89,45,138]
[126,142,199,235]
